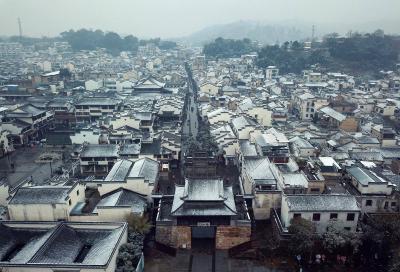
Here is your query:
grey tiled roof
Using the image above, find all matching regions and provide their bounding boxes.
[171,178,237,217]
[285,194,360,212]
[0,222,127,267]
[347,167,387,185]
[96,188,147,214]
[80,144,119,158]
[128,158,159,184]
[9,186,72,204]
[104,160,133,182]
[243,158,276,183]
[319,106,346,122]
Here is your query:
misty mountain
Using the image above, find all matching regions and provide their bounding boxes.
[178,21,310,45]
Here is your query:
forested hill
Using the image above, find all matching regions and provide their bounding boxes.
[257,31,400,74]
[60,29,177,55]
[203,31,400,74]
[203,38,257,58]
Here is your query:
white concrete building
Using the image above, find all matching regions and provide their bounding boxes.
[199,82,220,96]
[0,221,128,272]
[238,98,272,127]
[231,116,260,140]
[93,158,159,197]
[8,183,85,221]
[281,194,360,233]
[206,108,236,126]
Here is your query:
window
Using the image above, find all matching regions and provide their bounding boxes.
[391,202,397,207]
[68,199,72,206]
[347,213,355,221]
[366,199,373,206]
[310,188,320,193]
[294,213,302,219]
[344,227,351,231]
[330,213,338,219]
[312,213,321,221]
[305,114,309,118]
[384,201,389,209]
[77,190,79,196]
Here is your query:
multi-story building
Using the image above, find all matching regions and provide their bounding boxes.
[8,183,85,221]
[75,97,121,123]
[280,194,360,233]
[79,144,119,177]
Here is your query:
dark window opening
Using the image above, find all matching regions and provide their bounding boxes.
[312,213,321,221]
[347,213,355,221]
[293,213,302,219]
[330,213,338,219]
[366,200,373,206]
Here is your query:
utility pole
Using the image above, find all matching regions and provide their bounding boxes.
[18,17,23,41]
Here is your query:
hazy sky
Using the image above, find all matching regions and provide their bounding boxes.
[0,0,399,38]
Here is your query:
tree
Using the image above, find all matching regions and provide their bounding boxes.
[203,37,257,58]
[126,214,151,234]
[291,41,303,51]
[59,68,72,80]
[123,35,139,52]
[102,32,124,55]
[389,254,400,272]
[116,231,145,272]
[322,220,361,256]
[287,218,315,257]
[361,215,400,267]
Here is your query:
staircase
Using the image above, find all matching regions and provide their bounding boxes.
[228,240,263,260]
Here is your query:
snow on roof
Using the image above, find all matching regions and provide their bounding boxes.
[239,140,258,157]
[231,116,257,130]
[80,144,119,158]
[104,160,133,182]
[184,178,224,201]
[96,188,147,214]
[289,136,314,149]
[9,186,72,205]
[243,158,276,184]
[285,194,360,212]
[298,93,315,100]
[128,158,159,184]
[42,71,60,77]
[0,222,127,267]
[282,173,308,188]
[319,107,346,122]
[348,167,387,186]
[318,157,341,169]
[171,178,237,217]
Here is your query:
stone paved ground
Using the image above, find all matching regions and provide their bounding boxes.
[144,248,292,272]
[0,146,63,188]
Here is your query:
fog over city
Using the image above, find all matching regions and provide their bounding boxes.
[1,0,400,38]
[1,1,400,272]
